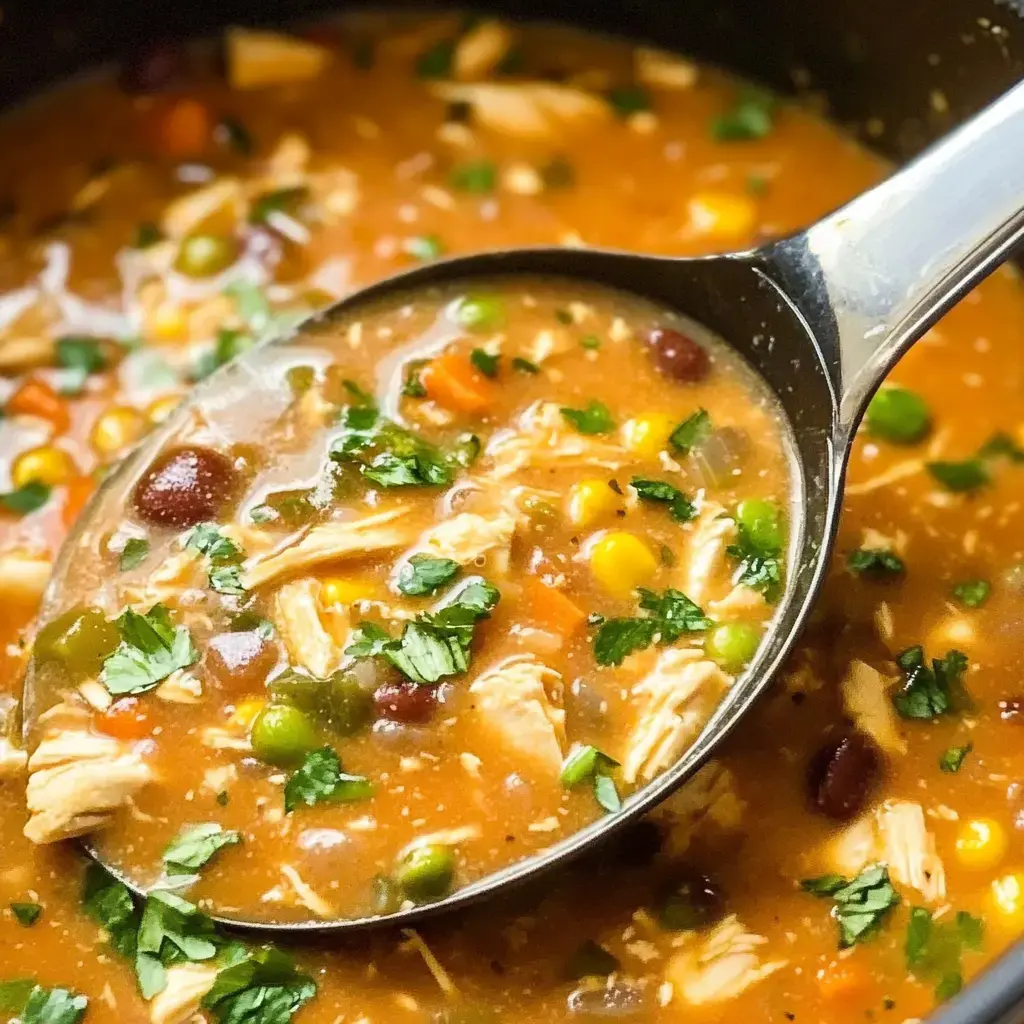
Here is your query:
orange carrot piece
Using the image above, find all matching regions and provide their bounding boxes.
[421,351,497,415]
[156,97,212,159]
[62,475,95,529]
[95,698,152,741]
[526,578,587,637]
[6,378,70,433]
[817,959,871,1000]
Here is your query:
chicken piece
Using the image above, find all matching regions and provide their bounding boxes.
[161,178,244,240]
[154,670,203,705]
[226,28,332,90]
[24,729,155,843]
[823,816,878,878]
[279,864,336,919]
[0,335,54,374]
[681,500,737,606]
[650,761,744,859]
[840,660,907,755]
[243,508,416,589]
[271,577,344,678]
[148,963,218,1024]
[0,738,27,778]
[0,549,52,603]
[708,585,768,622]
[622,649,732,784]
[468,655,565,773]
[877,800,947,903]
[394,511,517,585]
[484,401,626,479]
[635,48,698,90]
[665,915,786,1005]
[452,20,514,80]
[121,549,203,610]
[429,82,609,139]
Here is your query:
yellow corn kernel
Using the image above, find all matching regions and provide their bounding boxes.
[621,414,676,459]
[988,872,1024,929]
[229,698,266,732]
[955,817,1009,871]
[320,577,375,607]
[11,445,77,489]
[90,406,146,457]
[589,531,658,597]
[146,394,182,425]
[568,479,621,528]
[150,301,187,342]
[688,190,758,241]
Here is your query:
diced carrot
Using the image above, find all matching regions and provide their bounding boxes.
[525,578,587,637]
[817,959,871,1000]
[95,698,152,741]
[155,97,212,159]
[62,475,95,529]
[5,378,70,433]
[421,351,497,415]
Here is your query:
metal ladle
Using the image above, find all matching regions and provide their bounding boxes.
[23,78,1024,935]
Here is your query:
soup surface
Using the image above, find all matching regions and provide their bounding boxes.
[0,11,1020,1024]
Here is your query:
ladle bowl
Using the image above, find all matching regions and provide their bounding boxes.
[22,77,1024,935]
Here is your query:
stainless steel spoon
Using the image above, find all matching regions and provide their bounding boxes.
[23,78,1024,935]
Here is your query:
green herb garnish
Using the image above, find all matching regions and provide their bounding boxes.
[202,946,316,1023]
[630,477,696,523]
[952,579,990,608]
[284,747,373,813]
[10,902,41,927]
[248,186,309,226]
[559,745,621,813]
[905,906,983,1001]
[926,458,989,493]
[593,588,711,667]
[396,554,461,597]
[133,221,163,249]
[711,89,775,142]
[57,335,107,376]
[847,548,905,578]
[415,39,455,78]
[560,400,614,435]
[606,84,651,118]
[939,743,973,773]
[102,605,198,696]
[0,482,51,516]
[163,824,241,872]
[668,408,711,455]
[449,160,497,194]
[892,646,972,720]
[801,865,899,948]
[470,348,500,378]
[406,234,445,262]
[119,537,150,571]
[512,356,540,374]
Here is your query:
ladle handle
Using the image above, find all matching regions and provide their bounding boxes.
[769,78,1024,437]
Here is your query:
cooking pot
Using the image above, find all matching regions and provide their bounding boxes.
[1,0,1022,1020]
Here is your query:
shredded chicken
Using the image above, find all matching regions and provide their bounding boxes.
[468,655,565,773]
[622,648,732,784]
[876,800,947,903]
[484,401,626,479]
[148,963,218,1024]
[665,915,786,1005]
[0,738,27,778]
[394,511,516,584]
[271,577,344,677]
[121,549,202,610]
[242,508,415,589]
[708,584,768,622]
[279,864,336,918]
[24,727,155,843]
[680,500,737,606]
[840,660,907,755]
[0,549,53,603]
[226,28,332,90]
[429,82,609,139]
[452,20,514,80]
[649,761,745,860]
[155,670,203,705]
[400,928,459,997]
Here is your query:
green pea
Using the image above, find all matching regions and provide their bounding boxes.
[865,386,931,444]
[455,294,505,333]
[250,704,319,768]
[706,622,762,671]
[34,606,120,676]
[395,843,455,902]
[175,233,239,278]
[736,499,783,554]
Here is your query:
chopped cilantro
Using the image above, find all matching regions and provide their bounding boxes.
[56,335,107,376]
[952,579,990,608]
[512,356,540,374]
[905,906,984,1001]
[135,889,219,999]
[186,523,246,595]
[978,431,1024,462]
[215,116,253,156]
[202,946,316,1024]
[726,517,784,601]
[449,160,497,194]
[415,38,455,78]
[10,902,41,927]
[847,548,905,578]
[470,348,500,378]
[939,743,972,773]
[926,458,989,493]
[119,537,150,571]
[402,360,428,398]
[450,432,481,469]
[209,564,244,596]
[102,605,198,696]
[82,863,140,960]
[593,587,711,666]
[341,378,376,408]
[8,985,87,1024]
[406,234,444,261]
[396,554,461,597]
[560,400,615,435]
[192,328,255,381]
[248,186,308,226]
[711,89,775,141]
[284,747,373,813]
[801,865,899,948]
[133,221,163,248]
[606,85,651,118]
[668,408,711,455]
[163,824,241,872]
[630,477,696,523]
[892,646,972,719]
[560,745,621,813]
[0,482,51,516]
[580,334,601,350]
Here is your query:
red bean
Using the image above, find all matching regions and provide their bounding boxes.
[133,445,236,527]
[373,681,437,724]
[206,631,277,692]
[807,732,881,820]
[647,327,710,383]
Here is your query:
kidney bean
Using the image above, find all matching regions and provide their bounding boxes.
[133,445,237,527]
[647,327,710,383]
[807,732,881,820]
[206,631,277,691]
[373,681,438,724]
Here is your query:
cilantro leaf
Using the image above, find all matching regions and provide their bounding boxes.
[978,431,1024,462]
[606,85,651,118]
[119,538,150,571]
[248,186,309,227]
[892,646,972,719]
[637,588,712,640]
[710,89,775,141]
[0,482,51,516]
[593,587,710,666]
[726,508,784,602]
[926,458,989,493]
[136,890,220,999]
[203,946,316,1024]
[19,986,88,1024]
[630,477,696,523]
[952,579,990,608]
[406,234,444,262]
[905,906,984,1001]
[284,747,373,813]
[560,400,614,436]
[10,902,41,927]
[847,548,905,578]
[592,618,660,667]
[668,408,711,456]
[82,863,140,960]
[396,555,461,597]
[102,605,198,696]
[163,824,241,872]
[560,745,622,814]
[802,865,899,948]
[210,564,245,596]
[415,38,455,78]
[470,348,499,378]
[939,743,972,773]
[511,356,540,375]
[56,335,107,376]
[186,524,243,563]
[449,160,497,194]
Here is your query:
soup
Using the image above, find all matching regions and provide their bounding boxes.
[0,11,1019,1024]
